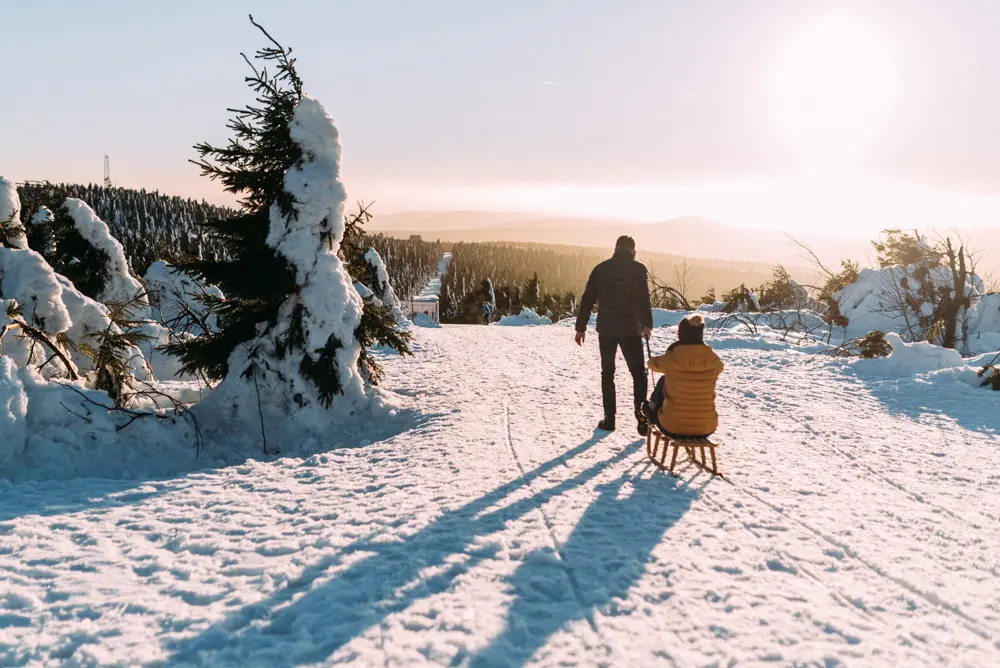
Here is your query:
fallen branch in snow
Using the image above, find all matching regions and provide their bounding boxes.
[4,308,80,381]
[812,331,892,360]
[55,380,206,456]
[709,312,757,335]
[976,351,1000,391]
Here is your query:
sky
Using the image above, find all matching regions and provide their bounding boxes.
[5,0,1000,237]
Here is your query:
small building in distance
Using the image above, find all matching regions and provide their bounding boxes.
[409,234,422,242]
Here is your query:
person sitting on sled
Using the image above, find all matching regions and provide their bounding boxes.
[643,313,724,438]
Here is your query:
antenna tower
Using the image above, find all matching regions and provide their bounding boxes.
[104,155,112,188]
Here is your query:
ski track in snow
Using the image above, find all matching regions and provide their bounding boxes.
[2,325,1000,666]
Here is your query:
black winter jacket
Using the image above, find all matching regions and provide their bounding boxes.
[575,249,653,337]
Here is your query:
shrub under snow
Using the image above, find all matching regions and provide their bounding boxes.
[63,198,146,305]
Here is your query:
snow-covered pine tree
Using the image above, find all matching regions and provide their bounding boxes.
[166,16,409,412]
[0,177,26,249]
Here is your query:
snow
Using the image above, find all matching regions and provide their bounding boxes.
[62,198,146,304]
[412,312,441,328]
[497,307,552,326]
[0,357,27,470]
[0,176,26,250]
[0,247,73,337]
[143,261,223,336]
[2,323,999,665]
[850,331,968,379]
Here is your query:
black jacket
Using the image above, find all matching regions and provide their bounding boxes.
[575,249,653,337]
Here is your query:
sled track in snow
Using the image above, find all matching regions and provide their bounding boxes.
[718,476,999,643]
[757,400,999,531]
[693,489,957,664]
[788,413,1000,527]
[501,393,601,636]
[692,424,1000,647]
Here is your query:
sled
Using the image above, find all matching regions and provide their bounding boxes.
[645,424,721,477]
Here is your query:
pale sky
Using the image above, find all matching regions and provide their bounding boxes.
[5,0,1000,236]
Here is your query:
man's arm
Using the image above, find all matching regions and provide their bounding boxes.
[636,264,653,337]
[575,266,599,333]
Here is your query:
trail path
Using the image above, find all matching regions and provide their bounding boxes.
[2,325,999,666]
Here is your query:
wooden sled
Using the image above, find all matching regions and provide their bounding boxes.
[645,424,721,477]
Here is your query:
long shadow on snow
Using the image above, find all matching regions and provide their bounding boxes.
[842,366,1000,436]
[0,407,438,523]
[468,471,701,667]
[164,432,645,666]
[0,478,172,524]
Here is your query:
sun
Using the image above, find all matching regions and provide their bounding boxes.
[771,16,897,167]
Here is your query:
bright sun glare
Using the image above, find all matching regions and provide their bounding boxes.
[772,16,896,167]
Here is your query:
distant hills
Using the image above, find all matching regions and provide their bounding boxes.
[369,211,874,271]
[370,210,1000,283]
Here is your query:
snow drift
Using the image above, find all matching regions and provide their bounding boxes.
[497,307,552,326]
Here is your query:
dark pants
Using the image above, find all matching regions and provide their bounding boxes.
[598,334,647,420]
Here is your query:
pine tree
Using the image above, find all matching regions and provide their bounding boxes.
[165,16,409,409]
[0,177,26,250]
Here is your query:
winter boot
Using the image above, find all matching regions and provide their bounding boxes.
[636,409,649,437]
[597,417,615,432]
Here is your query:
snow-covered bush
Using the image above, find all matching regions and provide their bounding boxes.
[62,198,146,305]
[757,266,811,311]
[835,259,985,349]
[721,284,760,313]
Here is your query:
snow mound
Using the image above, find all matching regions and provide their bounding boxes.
[0,357,27,470]
[497,307,552,326]
[143,260,222,336]
[652,309,688,328]
[63,198,146,305]
[852,332,967,379]
[412,312,441,328]
[696,301,727,313]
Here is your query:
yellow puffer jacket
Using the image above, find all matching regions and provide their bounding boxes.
[648,344,724,437]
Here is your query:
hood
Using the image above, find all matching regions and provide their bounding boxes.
[668,344,720,372]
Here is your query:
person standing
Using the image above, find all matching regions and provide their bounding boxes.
[574,235,653,434]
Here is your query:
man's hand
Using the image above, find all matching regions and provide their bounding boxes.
[642,327,652,341]
[575,331,586,346]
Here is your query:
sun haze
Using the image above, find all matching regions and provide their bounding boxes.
[4,1,1000,238]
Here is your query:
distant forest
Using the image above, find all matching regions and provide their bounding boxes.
[17,182,234,276]
[438,240,816,323]
[14,183,441,300]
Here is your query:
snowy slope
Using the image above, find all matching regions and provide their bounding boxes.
[2,325,1000,666]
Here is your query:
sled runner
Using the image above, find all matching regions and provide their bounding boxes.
[645,424,721,477]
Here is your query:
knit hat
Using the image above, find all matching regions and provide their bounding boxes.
[677,313,705,344]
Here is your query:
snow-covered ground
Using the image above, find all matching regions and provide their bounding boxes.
[2,324,1000,666]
